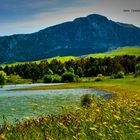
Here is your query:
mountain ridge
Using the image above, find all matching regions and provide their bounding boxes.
[1,14,140,37]
[0,14,140,64]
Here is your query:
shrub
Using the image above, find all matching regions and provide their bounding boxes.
[111,71,125,79]
[43,74,62,83]
[76,67,83,77]
[45,69,53,75]
[80,94,94,107]
[134,72,140,78]
[53,75,61,83]
[135,63,140,73]
[135,63,140,77]
[74,75,79,82]
[68,67,74,73]
[61,72,75,82]
[43,75,53,83]
[0,71,7,87]
[94,74,104,81]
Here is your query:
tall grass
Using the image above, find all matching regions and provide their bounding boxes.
[0,76,140,139]
[0,92,139,139]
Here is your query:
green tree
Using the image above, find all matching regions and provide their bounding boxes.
[135,63,140,73]
[43,75,53,83]
[0,71,7,87]
[53,74,61,83]
[135,63,140,77]
[61,72,75,82]
[76,67,83,77]
[112,71,125,79]
[49,59,64,75]
[30,63,40,83]
[68,67,74,73]
[4,66,11,75]
[113,62,124,74]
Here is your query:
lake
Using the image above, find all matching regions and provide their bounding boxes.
[0,83,112,124]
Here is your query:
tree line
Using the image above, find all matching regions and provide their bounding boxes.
[0,55,140,83]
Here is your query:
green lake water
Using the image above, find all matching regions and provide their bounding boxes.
[0,84,111,124]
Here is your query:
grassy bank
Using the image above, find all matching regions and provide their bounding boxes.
[0,76,140,140]
[6,75,32,85]
[10,76,140,97]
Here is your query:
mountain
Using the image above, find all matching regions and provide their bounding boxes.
[0,14,140,64]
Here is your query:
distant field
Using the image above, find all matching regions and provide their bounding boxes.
[37,56,77,63]
[87,47,140,58]
[0,56,78,68]
[1,47,140,67]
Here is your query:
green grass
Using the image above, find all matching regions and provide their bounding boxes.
[7,75,32,85]
[0,46,140,139]
[1,47,140,67]
[87,47,140,58]
[0,56,77,68]
[41,56,77,63]
[11,76,140,94]
[0,76,140,140]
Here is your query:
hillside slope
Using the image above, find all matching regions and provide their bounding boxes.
[87,47,140,58]
[0,14,140,64]
[1,47,140,67]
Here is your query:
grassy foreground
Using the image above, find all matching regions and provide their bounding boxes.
[0,76,140,140]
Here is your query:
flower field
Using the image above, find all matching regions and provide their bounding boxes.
[0,76,140,140]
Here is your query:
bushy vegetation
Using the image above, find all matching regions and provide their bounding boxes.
[43,75,54,83]
[135,63,140,73]
[0,91,139,140]
[61,72,75,82]
[1,55,140,83]
[111,71,125,79]
[0,76,139,139]
[43,74,62,83]
[53,74,62,83]
[80,94,94,107]
[0,49,140,139]
[43,73,76,83]
[7,74,32,84]
[0,71,7,87]
[94,74,104,81]
[135,63,140,77]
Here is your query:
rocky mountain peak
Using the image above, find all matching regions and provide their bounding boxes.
[0,14,140,64]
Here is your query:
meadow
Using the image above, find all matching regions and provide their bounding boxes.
[0,46,140,139]
[0,76,140,140]
[87,47,140,58]
[1,46,140,67]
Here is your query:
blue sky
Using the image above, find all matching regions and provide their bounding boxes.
[0,0,140,36]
